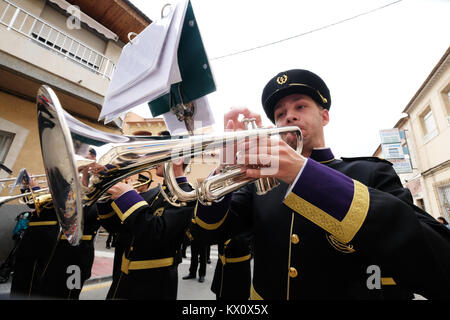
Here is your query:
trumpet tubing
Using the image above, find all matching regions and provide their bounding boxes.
[0,174,46,183]
[0,188,49,207]
[95,170,153,202]
[4,180,47,189]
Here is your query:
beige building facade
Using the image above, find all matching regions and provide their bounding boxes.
[0,0,152,260]
[0,0,151,196]
[374,47,450,221]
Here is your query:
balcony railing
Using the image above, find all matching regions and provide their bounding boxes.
[0,0,115,79]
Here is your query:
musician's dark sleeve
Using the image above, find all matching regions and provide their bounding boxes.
[96,199,120,233]
[190,184,254,245]
[108,189,194,241]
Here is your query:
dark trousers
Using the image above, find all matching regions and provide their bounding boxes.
[189,242,207,277]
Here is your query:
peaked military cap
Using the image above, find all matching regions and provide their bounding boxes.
[261,69,331,123]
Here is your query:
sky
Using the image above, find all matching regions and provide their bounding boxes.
[126,0,450,158]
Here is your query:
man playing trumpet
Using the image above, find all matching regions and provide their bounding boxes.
[96,132,196,300]
[10,172,99,299]
[191,69,450,300]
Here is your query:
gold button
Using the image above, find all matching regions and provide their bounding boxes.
[291,234,299,244]
[289,267,298,278]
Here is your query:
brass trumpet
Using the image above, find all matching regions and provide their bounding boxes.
[96,170,153,202]
[37,85,302,245]
[0,174,46,183]
[0,172,152,211]
[0,187,50,208]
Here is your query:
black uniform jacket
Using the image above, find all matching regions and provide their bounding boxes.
[96,178,195,300]
[211,230,253,300]
[191,148,450,300]
[11,186,99,299]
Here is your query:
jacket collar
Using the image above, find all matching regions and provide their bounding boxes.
[309,148,335,163]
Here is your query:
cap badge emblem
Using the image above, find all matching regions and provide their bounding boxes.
[276,75,288,85]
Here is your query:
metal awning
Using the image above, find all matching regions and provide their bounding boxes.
[48,0,119,41]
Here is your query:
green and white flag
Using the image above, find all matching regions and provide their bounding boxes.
[148,0,216,133]
[147,0,215,115]
[99,0,215,131]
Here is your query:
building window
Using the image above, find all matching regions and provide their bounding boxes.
[421,108,438,143]
[415,198,425,211]
[440,85,450,126]
[437,184,450,222]
[0,130,15,164]
[132,130,152,136]
[447,90,450,126]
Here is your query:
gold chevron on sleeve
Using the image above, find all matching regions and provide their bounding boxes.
[97,211,115,220]
[111,201,148,222]
[194,203,229,231]
[284,180,370,243]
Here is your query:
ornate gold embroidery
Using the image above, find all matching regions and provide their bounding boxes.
[326,234,356,253]
[284,180,370,243]
[153,207,164,216]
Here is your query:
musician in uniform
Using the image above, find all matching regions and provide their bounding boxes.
[190,69,450,299]
[96,133,196,300]
[96,172,153,290]
[182,233,208,283]
[211,230,253,300]
[10,175,99,299]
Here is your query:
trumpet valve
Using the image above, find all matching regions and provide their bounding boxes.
[254,177,280,195]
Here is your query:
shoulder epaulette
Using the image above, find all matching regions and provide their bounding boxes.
[341,156,393,166]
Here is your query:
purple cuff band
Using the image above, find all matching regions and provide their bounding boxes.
[196,193,232,224]
[176,176,188,184]
[21,186,41,193]
[292,158,354,221]
[113,190,145,213]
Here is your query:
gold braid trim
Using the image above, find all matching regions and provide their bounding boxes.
[111,201,148,222]
[97,211,115,220]
[250,283,263,300]
[284,180,370,243]
[194,198,229,230]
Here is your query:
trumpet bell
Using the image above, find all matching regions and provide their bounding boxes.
[37,85,154,245]
[37,85,84,245]
[37,85,189,245]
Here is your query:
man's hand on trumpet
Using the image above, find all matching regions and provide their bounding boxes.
[219,107,306,185]
[106,178,134,200]
[224,106,263,131]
